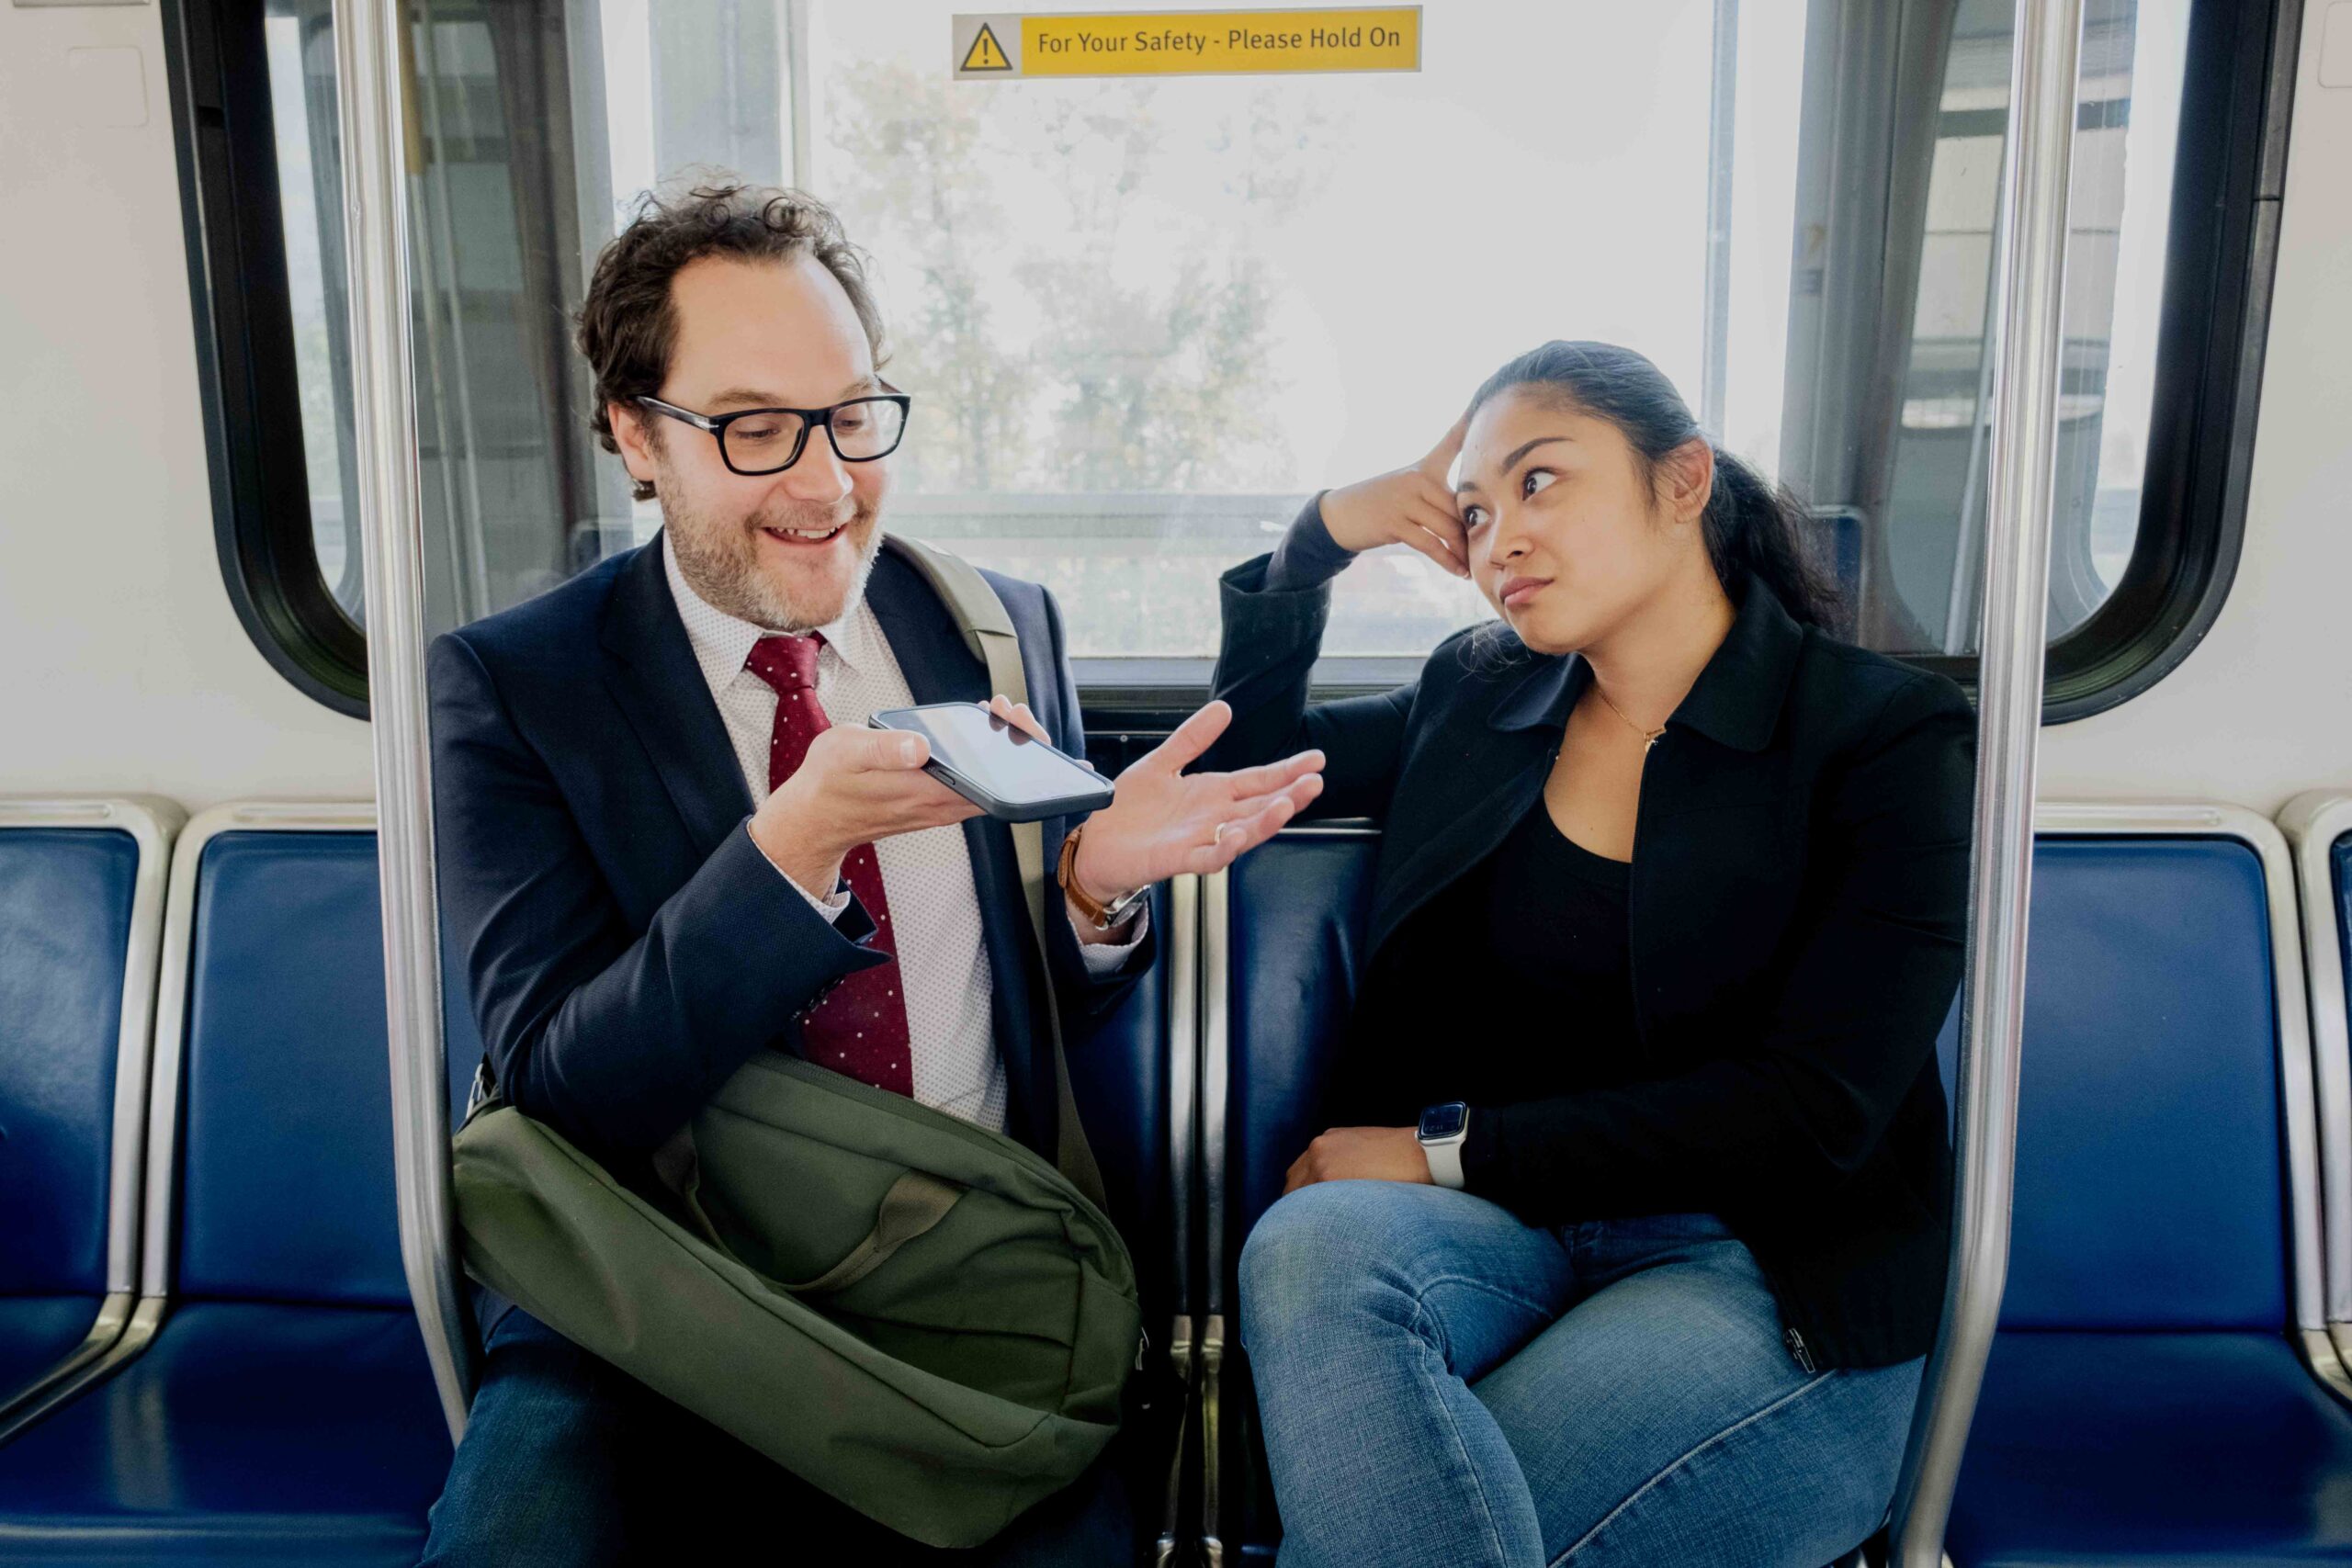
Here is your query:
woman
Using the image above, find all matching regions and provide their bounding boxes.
[1206,343,1973,1567]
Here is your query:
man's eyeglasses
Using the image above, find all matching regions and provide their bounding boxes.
[634,391,911,476]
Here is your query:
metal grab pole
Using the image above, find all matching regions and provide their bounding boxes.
[334,0,477,1439]
[1886,0,2082,1561]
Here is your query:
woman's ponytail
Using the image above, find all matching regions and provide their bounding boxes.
[1467,341,1840,631]
[1702,447,1838,631]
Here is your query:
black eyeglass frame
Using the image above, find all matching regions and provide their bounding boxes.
[633,390,913,475]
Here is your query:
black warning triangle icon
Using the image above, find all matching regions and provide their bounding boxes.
[961,22,1012,72]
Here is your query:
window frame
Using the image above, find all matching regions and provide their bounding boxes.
[165,0,2298,727]
[161,0,368,720]
[1905,0,2301,723]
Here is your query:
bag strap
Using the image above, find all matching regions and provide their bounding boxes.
[882,535,1112,1216]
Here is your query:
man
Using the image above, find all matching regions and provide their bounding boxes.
[421,184,1324,1564]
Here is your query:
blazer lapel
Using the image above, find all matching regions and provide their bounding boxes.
[1366,651,1587,957]
[596,536,754,858]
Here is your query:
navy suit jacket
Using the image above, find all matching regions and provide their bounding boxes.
[426,533,1152,1171]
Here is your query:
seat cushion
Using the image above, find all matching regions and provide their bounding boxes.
[0,1303,451,1566]
[1948,1331,2352,1566]
[0,1297,106,1406]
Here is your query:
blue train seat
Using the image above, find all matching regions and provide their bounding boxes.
[0,804,172,1426]
[1215,819,2352,1564]
[1069,883,1180,1335]
[1214,827,1381,1559]
[1944,826,2352,1565]
[0,818,452,1567]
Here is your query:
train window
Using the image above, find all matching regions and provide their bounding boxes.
[168,0,2291,714]
[261,3,360,624]
[1819,0,2189,655]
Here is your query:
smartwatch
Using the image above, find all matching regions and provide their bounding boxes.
[1417,1101,1470,1190]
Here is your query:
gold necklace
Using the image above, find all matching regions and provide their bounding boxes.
[1593,683,1667,752]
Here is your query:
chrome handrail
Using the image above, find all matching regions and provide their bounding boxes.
[1885,0,2084,1560]
[333,0,476,1439]
[1198,867,1233,1568]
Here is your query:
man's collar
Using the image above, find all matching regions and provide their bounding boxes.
[1487,581,1805,753]
[661,528,877,689]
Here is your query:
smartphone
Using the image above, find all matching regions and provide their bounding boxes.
[865,703,1115,822]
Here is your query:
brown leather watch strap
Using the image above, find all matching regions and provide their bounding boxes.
[1057,823,1140,930]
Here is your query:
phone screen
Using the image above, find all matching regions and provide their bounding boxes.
[874,705,1109,812]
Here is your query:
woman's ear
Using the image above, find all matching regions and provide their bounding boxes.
[1657,438,1714,529]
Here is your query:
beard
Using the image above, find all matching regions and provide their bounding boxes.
[662,483,885,634]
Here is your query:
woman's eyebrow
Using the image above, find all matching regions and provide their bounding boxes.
[1501,434,1572,469]
[1457,435,1573,496]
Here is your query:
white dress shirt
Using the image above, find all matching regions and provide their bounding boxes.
[662,536,1138,1133]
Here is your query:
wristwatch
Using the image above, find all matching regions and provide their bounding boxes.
[1418,1101,1470,1190]
[1057,824,1150,931]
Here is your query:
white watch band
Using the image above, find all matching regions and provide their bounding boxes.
[1421,1131,1466,1190]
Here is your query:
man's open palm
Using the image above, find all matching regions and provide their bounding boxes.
[1080,701,1323,896]
[983,696,1323,899]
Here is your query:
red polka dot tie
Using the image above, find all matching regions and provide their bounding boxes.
[745,633,913,1098]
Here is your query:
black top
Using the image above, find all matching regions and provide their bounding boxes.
[1204,497,1975,1370]
[1354,796,1640,1119]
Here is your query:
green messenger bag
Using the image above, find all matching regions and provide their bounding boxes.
[450,536,1143,1550]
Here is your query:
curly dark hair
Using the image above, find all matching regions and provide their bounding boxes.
[577,183,888,501]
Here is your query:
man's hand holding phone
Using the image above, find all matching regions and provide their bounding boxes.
[748,725,978,897]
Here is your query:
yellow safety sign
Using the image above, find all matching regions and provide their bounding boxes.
[952,8,1419,80]
[960,21,1014,72]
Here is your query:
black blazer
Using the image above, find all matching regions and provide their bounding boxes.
[427,534,1152,1177]
[1204,519,1973,1369]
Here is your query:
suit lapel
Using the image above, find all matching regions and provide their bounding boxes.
[597,537,754,858]
[1367,652,1586,957]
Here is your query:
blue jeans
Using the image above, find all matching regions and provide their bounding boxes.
[1238,1182,1923,1568]
[418,1305,1134,1566]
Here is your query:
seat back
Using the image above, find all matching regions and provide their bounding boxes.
[1066,882,1180,1327]
[1216,829,2298,1335]
[171,827,410,1308]
[0,824,141,1300]
[1213,826,1381,1558]
[1210,815,2316,1558]
[1999,835,2292,1331]
[1219,830,1381,1299]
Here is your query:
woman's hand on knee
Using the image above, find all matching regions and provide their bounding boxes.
[1283,1126,1432,1193]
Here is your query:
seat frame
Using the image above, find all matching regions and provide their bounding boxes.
[1916,801,2352,1568]
[1158,874,1204,1568]
[2279,792,2352,1396]
[0,796,182,1442]
[2,802,375,1444]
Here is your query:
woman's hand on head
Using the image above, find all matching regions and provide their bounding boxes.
[1282,1125,1433,1194]
[1319,416,1473,579]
